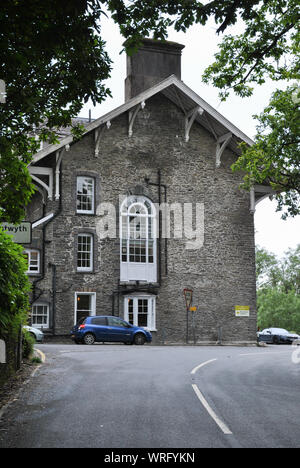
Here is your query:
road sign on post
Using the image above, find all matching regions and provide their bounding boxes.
[184,289,193,310]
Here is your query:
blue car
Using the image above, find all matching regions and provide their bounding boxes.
[71,315,152,345]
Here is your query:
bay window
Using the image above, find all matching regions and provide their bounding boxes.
[120,195,157,282]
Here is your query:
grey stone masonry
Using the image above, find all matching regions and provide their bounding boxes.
[25,90,257,344]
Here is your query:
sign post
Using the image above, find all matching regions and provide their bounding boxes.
[183,289,193,344]
[190,306,197,344]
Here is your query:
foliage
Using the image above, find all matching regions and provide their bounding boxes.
[1,0,299,222]
[232,86,300,218]
[22,328,35,359]
[106,0,268,49]
[0,227,31,334]
[202,0,299,99]
[0,228,31,384]
[255,246,279,288]
[256,245,300,332]
[0,0,112,223]
[0,137,36,224]
[257,288,300,333]
[105,0,300,218]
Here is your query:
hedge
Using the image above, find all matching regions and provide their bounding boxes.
[0,227,31,385]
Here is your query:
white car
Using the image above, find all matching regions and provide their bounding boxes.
[23,325,44,342]
[258,328,300,344]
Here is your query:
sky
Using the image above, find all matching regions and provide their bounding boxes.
[80,11,300,260]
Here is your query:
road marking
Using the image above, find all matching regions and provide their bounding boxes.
[192,384,232,435]
[190,358,217,375]
[190,358,232,435]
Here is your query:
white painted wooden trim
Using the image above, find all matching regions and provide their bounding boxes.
[31,75,254,164]
[32,212,54,229]
[185,106,203,142]
[216,133,232,167]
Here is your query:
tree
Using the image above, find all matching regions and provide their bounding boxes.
[0,227,32,383]
[106,0,300,218]
[257,288,300,332]
[232,86,300,218]
[256,245,300,332]
[255,246,280,288]
[0,0,112,224]
[1,0,299,223]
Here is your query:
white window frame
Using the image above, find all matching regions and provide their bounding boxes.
[74,292,96,325]
[120,195,157,282]
[77,233,93,272]
[76,176,95,214]
[124,294,156,331]
[24,249,40,274]
[31,303,49,329]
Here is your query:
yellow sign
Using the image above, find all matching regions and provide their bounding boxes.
[235,306,250,317]
[189,306,197,312]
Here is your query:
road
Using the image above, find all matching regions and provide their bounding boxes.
[0,343,299,448]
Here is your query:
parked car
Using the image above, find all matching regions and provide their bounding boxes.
[257,328,300,345]
[23,325,44,343]
[71,315,152,345]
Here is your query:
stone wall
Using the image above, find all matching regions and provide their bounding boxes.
[25,92,257,344]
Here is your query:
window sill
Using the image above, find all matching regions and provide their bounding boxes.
[76,270,94,274]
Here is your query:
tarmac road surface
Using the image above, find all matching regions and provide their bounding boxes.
[0,344,299,448]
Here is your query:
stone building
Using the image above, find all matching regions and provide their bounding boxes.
[24,39,263,344]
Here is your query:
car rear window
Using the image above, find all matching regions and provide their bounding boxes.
[91,316,107,325]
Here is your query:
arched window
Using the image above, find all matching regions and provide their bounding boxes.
[120,196,157,282]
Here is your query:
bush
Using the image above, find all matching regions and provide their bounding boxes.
[257,288,300,333]
[0,228,31,383]
[22,328,35,359]
[0,228,31,331]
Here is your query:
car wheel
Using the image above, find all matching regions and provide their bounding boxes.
[83,333,95,345]
[134,333,146,345]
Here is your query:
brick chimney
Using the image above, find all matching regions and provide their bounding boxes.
[125,38,185,101]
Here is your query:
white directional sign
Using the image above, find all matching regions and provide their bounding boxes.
[2,222,32,244]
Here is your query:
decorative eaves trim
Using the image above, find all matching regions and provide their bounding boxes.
[31,74,254,164]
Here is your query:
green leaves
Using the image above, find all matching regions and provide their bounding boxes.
[257,288,300,332]
[256,245,300,332]
[0,228,31,334]
[1,1,299,221]
[232,86,300,218]
[0,0,112,223]
[203,0,299,98]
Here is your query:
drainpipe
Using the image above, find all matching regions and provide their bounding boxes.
[49,263,57,334]
[31,158,64,334]
[144,170,168,280]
